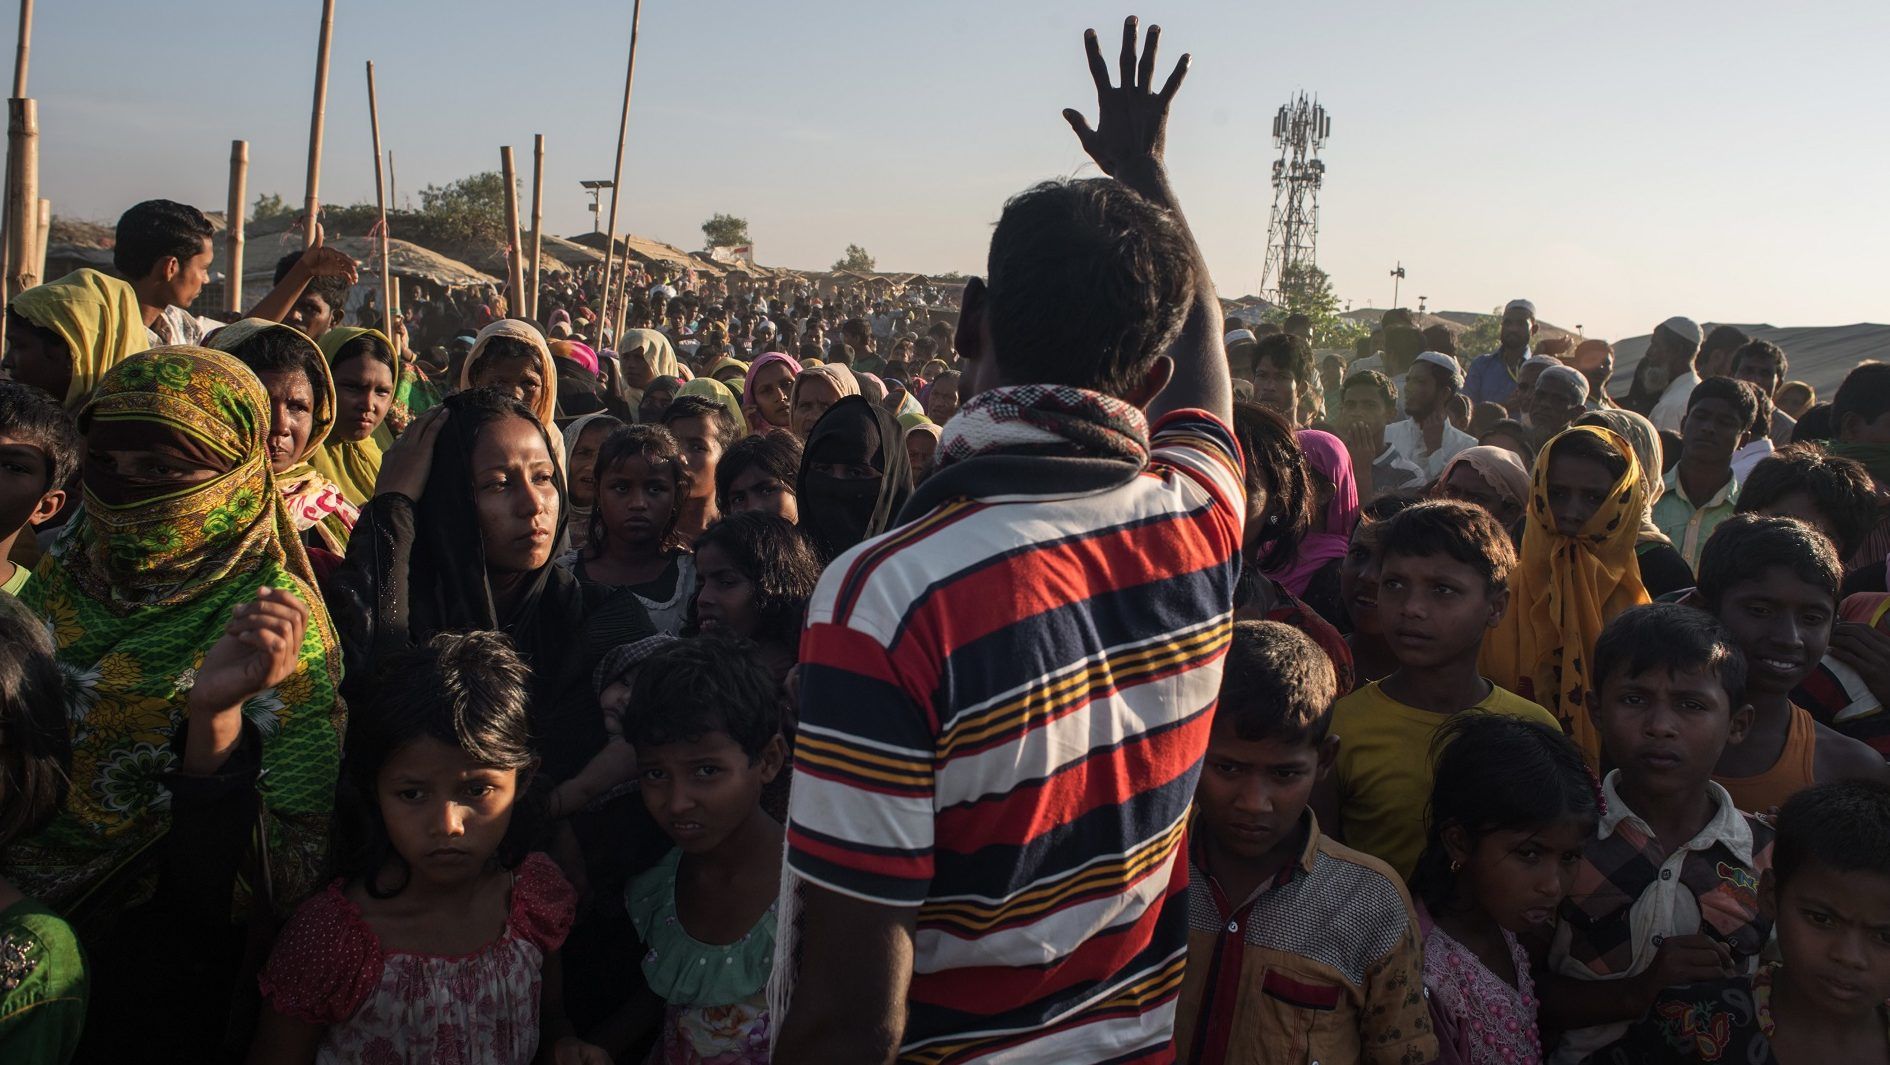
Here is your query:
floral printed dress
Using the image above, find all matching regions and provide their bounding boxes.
[628,849,776,1065]
[1420,907,1545,1065]
[257,853,574,1065]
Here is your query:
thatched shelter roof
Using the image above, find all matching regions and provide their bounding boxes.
[209,233,494,293]
[564,231,724,276]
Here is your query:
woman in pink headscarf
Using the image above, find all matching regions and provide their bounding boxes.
[1263,429,1361,627]
[742,352,801,432]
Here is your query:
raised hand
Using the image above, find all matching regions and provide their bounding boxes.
[192,586,310,713]
[372,405,449,501]
[1061,16,1190,178]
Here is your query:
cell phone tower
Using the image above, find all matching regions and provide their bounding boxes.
[1260,93,1331,304]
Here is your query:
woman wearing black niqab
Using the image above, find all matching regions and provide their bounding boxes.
[796,395,913,563]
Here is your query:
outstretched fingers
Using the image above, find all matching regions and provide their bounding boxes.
[1118,16,1138,89]
[1084,28,1110,92]
[1138,24,1160,90]
[1158,53,1191,104]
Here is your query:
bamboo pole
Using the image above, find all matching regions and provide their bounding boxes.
[366,61,394,331]
[4,97,37,302]
[302,0,336,250]
[31,193,45,280]
[11,0,30,99]
[387,149,397,210]
[593,0,642,348]
[227,140,247,315]
[528,133,544,321]
[500,145,525,318]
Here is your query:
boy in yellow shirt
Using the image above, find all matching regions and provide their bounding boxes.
[1316,500,1561,878]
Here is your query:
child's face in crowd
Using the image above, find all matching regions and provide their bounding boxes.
[376,735,521,889]
[1764,862,1890,1018]
[471,416,558,574]
[255,369,316,475]
[0,435,58,541]
[284,292,337,339]
[1715,567,1834,696]
[1544,453,1616,537]
[599,454,676,552]
[1196,718,1334,864]
[1252,357,1298,422]
[1,318,71,401]
[1339,522,1385,635]
[1592,664,1752,793]
[667,414,724,502]
[694,542,757,638]
[470,354,547,418]
[638,729,784,854]
[1448,816,1590,934]
[749,362,795,428]
[1375,551,1505,668]
[1681,396,1747,466]
[332,355,395,444]
[723,465,797,525]
[793,376,843,438]
[639,386,675,424]
[567,422,614,510]
[905,431,937,482]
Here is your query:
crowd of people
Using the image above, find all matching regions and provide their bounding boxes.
[1,16,1889,1065]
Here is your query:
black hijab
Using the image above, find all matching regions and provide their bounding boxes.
[797,395,912,563]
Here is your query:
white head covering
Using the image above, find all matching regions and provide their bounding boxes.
[1224,328,1257,346]
[1504,299,1536,318]
[1658,316,1703,346]
[1536,364,1591,403]
[1414,350,1464,389]
[1522,354,1561,373]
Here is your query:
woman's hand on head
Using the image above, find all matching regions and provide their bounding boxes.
[373,406,449,501]
[191,586,309,715]
[553,1037,613,1065]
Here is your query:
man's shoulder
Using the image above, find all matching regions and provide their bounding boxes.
[1479,684,1559,727]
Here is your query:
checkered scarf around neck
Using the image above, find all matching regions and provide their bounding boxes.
[937,383,1150,468]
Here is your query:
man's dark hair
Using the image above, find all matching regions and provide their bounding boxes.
[687,513,822,648]
[1792,402,1835,444]
[1377,499,1516,593]
[1773,779,1890,889]
[1701,324,1750,361]
[0,381,80,491]
[1341,369,1397,411]
[1421,323,1457,358]
[1254,333,1316,391]
[983,178,1194,396]
[273,250,353,322]
[1684,374,1758,428]
[1696,514,1841,613]
[1744,382,1774,439]
[625,635,780,761]
[1735,444,1880,559]
[660,393,737,448]
[1217,620,1336,745]
[113,199,213,279]
[1730,339,1788,383]
[1592,603,1747,708]
[1281,312,1312,336]
[715,430,803,511]
[1834,362,1890,437]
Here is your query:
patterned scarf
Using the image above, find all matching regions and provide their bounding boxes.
[937,383,1149,467]
[15,347,344,919]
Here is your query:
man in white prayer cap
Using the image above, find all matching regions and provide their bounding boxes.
[1644,315,1705,433]
[1464,298,1538,405]
[1384,350,1478,478]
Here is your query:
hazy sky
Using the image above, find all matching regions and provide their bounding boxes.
[31,0,1890,339]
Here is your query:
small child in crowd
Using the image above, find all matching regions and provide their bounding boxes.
[0,382,79,594]
[1586,779,1890,1064]
[624,637,787,1065]
[1541,604,1775,1064]
[251,632,606,1065]
[1696,515,1886,812]
[0,598,87,1063]
[569,425,698,635]
[1411,714,1600,1065]
[1338,492,1421,682]
[1174,620,1435,1065]
[1321,500,1561,879]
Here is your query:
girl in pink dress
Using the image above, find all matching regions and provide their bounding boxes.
[1411,714,1602,1064]
[249,632,609,1064]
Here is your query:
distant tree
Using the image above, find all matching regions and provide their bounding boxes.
[1265,263,1366,350]
[702,213,751,249]
[832,244,876,273]
[252,192,292,223]
[1452,313,1502,357]
[415,171,510,247]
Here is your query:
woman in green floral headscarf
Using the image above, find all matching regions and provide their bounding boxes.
[12,346,344,928]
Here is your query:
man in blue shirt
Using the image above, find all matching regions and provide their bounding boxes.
[1464,299,1537,406]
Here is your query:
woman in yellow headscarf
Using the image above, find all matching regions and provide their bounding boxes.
[4,268,150,410]
[209,319,358,559]
[309,326,399,505]
[459,318,559,430]
[1574,407,1696,597]
[678,375,750,438]
[1482,424,1651,763]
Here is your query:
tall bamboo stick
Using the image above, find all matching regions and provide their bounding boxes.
[593,0,642,348]
[388,149,397,211]
[31,194,45,280]
[366,61,393,331]
[528,133,544,322]
[227,139,247,314]
[11,0,30,99]
[4,97,37,302]
[500,146,525,317]
[302,0,336,250]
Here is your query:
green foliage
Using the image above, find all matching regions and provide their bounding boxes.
[251,192,292,223]
[832,244,876,273]
[415,171,510,247]
[702,213,751,248]
[1453,314,1501,357]
[1264,264,1367,350]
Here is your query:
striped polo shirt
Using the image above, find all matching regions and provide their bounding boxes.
[786,409,1246,1065]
